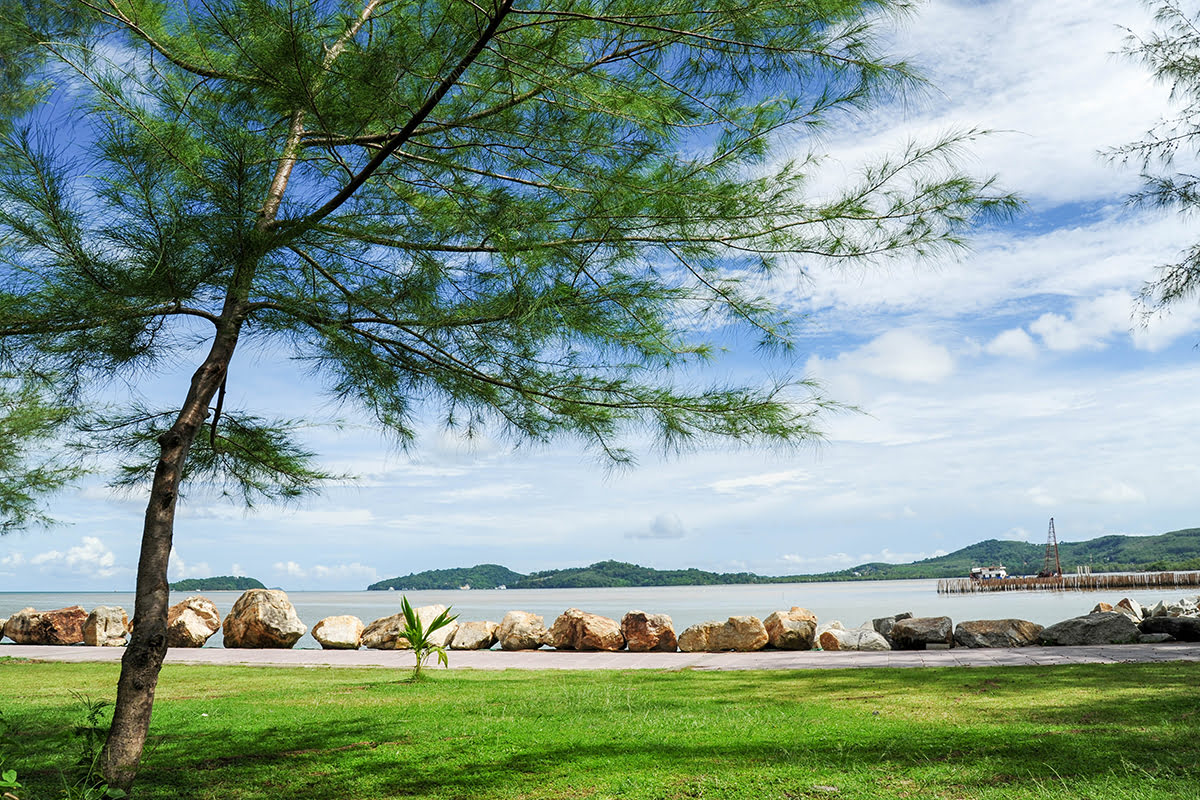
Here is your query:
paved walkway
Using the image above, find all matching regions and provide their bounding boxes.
[4,642,1200,670]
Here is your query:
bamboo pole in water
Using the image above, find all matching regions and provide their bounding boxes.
[936,571,1200,594]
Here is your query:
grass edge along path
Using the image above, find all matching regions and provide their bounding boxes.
[1,659,1198,800]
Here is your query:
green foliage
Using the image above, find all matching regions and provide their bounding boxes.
[0,0,1016,501]
[167,576,266,592]
[368,564,523,591]
[370,527,1200,588]
[0,372,85,533]
[1111,0,1200,312]
[397,597,458,680]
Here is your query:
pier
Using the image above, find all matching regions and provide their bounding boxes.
[937,571,1200,594]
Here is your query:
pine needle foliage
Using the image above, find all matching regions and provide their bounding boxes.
[1111,0,1200,312]
[0,0,1016,485]
[0,0,1016,789]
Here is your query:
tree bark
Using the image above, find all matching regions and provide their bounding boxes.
[100,322,242,791]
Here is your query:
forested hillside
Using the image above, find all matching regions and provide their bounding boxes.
[366,528,1200,589]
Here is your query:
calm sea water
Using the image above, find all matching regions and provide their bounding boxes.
[3,581,1196,650]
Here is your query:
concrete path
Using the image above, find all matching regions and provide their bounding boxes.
[4,642,1200,670]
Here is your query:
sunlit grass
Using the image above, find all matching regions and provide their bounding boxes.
[2,660,1197,799]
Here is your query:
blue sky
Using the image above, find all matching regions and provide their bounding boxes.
[4,0,1200,591]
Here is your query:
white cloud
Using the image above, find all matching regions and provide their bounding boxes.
[986,328,1038,359]
[169,546,212,581]
[626,513,687,540]
[23,536,123,579]
[271,560,379,584]
[436,482,534,503]
[707,469,810,494]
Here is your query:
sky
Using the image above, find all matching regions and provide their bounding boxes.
[4,0,1200,591]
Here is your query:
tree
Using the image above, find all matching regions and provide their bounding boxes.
[1111,0,1200,310]
[0,372,83,532]
[0,0,1015,791]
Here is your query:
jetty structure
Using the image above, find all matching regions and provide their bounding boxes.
[939,518,1200,593]
[938,570,1200,594]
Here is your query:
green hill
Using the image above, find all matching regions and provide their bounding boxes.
[367,564,524,591]
[169,576,266,591]
[366,527,1200,589]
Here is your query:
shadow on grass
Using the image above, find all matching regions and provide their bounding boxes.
[5,663,1199,799]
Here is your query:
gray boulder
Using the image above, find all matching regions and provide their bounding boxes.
[890,616,953,650]
[1139,616,1200,642]
[872,612,913,645]
[1039,612,1141,646]
[953,619,1043,648]
[818,627,891,651]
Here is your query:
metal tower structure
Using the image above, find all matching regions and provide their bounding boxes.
[1038,517,1062,578]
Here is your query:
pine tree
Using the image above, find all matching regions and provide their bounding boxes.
[1111,0,1200,310]
[0,0,1015,790]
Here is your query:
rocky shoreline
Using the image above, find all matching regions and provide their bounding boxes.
[3,589,1198,652]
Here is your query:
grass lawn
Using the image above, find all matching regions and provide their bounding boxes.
[1,658,1198,799]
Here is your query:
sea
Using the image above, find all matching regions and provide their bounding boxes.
[2,580,1196,650]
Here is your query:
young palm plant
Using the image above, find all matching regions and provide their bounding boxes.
[398,597,459,680]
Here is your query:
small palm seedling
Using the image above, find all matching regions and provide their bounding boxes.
[398,597,458,680]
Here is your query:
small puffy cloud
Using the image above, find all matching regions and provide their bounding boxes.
[626,513,687,540]
[1030,291,1133,352]
[169,546,212,581]
[986,328,1038,359]
[812,330,955,385]
[25,536,122,579]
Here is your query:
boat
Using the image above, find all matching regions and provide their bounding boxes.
[969,564,1008,580]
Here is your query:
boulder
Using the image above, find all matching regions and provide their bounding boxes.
[763,608,818,650]
[953,619,1043,648]
[83,606,129,647]
[222,589,306,648]
[450,621,499,650]
[497,611,551,650]
[549,608,624,651]
[3,606,87,645]
[312,615,364,649]
[167,596,222,647]
[1139,615,1200,642]
[871,612,913,645]
[1139,632,1174,643]
[678,620,722,652]
[890,616,953,650]
[1147,600,1171,618]
[815,620,845,638]
[620,610,677,652]
[1115,598,1143,622]
[678,616,768,652]
[1091,602,1114,614]
[819,627,891,651]
[362,605,458,650]
[1038,612,1141,646]
[0,616,7,641]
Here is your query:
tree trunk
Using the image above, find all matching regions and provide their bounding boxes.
[100,324,242,792]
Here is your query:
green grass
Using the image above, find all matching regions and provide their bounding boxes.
[2,661,1198,799]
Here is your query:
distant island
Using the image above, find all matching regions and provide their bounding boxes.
[169,576,266,591]
[367,526,1200,590]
